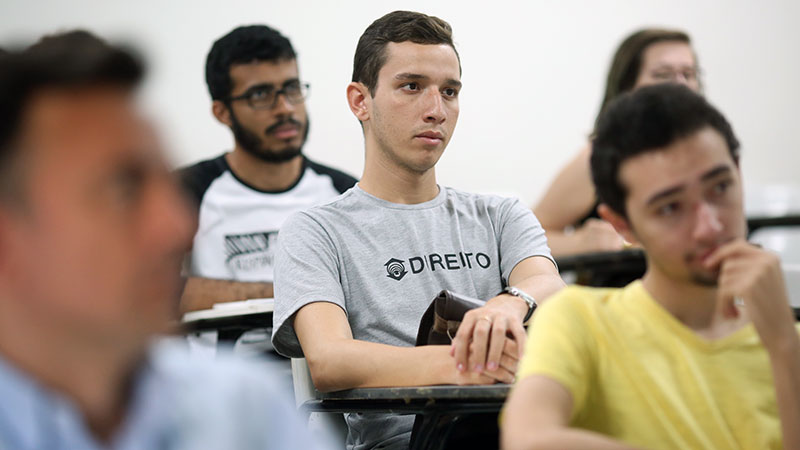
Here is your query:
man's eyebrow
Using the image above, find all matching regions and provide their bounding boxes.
[646,185,685,207]
[645,165,733,207]
[394,73,462,88]
[241,79,299,92]
[700,165,732,182]
[241,82,275,93]
[395,73,427,81]
[446,79,463,89]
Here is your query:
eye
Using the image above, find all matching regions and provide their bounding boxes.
[248,88,273,101]
[712,179,732,196]
[656,202,680,217]
[401,82,420,92]
[282,81,301,94]
[443,87,459,98]
[651,71,674,81]
[110,165,146,207]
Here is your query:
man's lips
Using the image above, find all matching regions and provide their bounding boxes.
[415,131,444,145]
[691,244,727,268]
[270,124,299,140]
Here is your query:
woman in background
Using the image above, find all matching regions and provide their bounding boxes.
[534,28,701,257]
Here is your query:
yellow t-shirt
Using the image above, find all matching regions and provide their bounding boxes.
[517,281,792,450]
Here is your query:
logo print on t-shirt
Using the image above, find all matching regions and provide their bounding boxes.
[384,252,492,281]
[225,231,278,272]
[384,258,408,281]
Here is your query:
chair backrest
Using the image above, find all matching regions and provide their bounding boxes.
[291,358,316,408]
[290,358,348,445]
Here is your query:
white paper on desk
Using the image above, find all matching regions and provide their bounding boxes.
[212,298,274,310]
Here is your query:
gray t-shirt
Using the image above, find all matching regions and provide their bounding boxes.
[272,185,553,450]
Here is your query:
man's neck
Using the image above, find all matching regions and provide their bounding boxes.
[359,149,439,204]
[226,146,304,192]
[0,300,142,443]
[641,267,747,339]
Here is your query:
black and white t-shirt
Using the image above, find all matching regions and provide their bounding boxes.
[179,154,357,282]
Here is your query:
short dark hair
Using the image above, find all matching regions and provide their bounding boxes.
[595,28,693,130]
[352,10,460,96]
[0,30,143,201]
[205,25,296,101]
[591,84,740,218]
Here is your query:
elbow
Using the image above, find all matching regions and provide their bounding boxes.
[305,349,347,393]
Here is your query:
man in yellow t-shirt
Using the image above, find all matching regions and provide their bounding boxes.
[502,84,800,450]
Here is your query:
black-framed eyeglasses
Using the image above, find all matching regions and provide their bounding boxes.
[227,82,310,110]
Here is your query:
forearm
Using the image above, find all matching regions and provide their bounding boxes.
[306,340,457,392]
[768,335,800,450]
[179,277,273,313]
[515,272,567,308]
[488,262,566,322]
[503,428,640,450]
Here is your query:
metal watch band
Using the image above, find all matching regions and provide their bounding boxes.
[501,286,537,323]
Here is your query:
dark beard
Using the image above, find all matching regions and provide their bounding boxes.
[229,111,309,163]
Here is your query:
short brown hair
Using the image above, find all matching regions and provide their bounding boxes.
[595,28,693,129]
[352,10,460,96]
[0,31,142,203]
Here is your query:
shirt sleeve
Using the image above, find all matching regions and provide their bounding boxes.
[494,197,555,283]
[271,211,347,358]
[516,288,596,420]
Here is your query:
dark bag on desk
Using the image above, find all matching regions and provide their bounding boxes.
[415,290,484,346]
[412,290,500,450]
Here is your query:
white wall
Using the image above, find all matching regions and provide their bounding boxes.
[2,0,798,205]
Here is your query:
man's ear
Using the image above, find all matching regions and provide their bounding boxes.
[211,100,232,127]
[597,203,639,245]
[346,82,370,122]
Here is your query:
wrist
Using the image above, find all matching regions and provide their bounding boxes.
[497,286,537,323]
[434,346,462,384]
[489,293,529,322]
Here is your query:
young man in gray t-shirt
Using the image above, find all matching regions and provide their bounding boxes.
[272,11,566,450]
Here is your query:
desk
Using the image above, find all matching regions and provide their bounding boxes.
[747,214,800,235]
[182,300,273,343]
[301,385,509,450]
[556,248,646,287]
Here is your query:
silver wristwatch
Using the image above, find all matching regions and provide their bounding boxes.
[502,286,537,323]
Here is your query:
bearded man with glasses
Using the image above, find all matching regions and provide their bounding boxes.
[178,25,357,357]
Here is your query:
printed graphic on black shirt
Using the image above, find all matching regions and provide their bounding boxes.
[225,231,278,272]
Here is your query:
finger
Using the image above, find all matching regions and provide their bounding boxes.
[507,321,527,359]
[497,352,519,375]
[485,318,507,372]
[468,317,492,372]
[502,337,519,361]
[452,314,477,372]
[716,262,746,319]
[703,239,754,270]
[454,370,494,386]
[481,365,515,384]
[474,373,501,385]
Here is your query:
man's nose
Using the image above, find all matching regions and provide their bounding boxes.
[693,201,723,240]
[674,73,691,86]
[271,92,296,115]
[422,88,445,124]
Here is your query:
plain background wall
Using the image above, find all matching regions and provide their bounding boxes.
[2,0,798,206]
